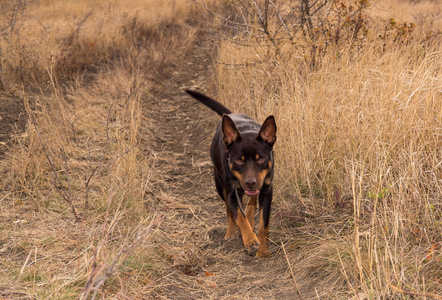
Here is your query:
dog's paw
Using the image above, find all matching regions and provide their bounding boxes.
[243,235,260,256]
[256,245,271,258]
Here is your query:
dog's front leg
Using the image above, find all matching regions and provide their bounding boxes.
[224,201,238,239]
[256,183,273,257]
[226,186,260,255]
[246,195,257,230]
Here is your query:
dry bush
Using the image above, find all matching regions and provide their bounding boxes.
[212,0,441,297]
[196,0,377,69]
[0,0,198,298]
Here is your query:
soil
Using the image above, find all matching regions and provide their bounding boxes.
[0,94,26,158]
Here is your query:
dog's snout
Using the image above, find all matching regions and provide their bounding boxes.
[245,178,257,189]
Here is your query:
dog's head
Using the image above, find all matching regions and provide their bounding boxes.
[222,115,277,196]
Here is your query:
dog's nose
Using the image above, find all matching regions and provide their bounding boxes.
[245,178,257,189]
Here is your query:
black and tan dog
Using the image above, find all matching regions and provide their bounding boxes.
[186,90,276,257]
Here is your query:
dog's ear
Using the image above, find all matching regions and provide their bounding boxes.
[257,116,277,147]
[222,115,241,148]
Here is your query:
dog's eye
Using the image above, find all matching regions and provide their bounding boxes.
[257,158,267,164]
[234,159,244,165]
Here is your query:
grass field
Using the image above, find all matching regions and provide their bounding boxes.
[212,0,441,297]
[0,0,440,298]
[0,0,197,298]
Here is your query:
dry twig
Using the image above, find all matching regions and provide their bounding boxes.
[281,241,303,300]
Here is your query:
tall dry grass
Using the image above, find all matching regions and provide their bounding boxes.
[0,0,197,298]
[215,0,441,297]
[0,0,195,90]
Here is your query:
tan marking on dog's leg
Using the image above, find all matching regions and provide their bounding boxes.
[246,196,257,230]
[256,209,270,258]
[235,207,259,255]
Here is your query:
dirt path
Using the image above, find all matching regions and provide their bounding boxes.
[141,30,301,299]
[0,94,25,158]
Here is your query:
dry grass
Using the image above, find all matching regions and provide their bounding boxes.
[1,0,441,298]
[370,0,442,32]
[214,0,441,298]
[0,0,195,89]
[0,0,198,298]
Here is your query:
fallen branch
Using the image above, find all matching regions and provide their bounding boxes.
[281,242,303,300]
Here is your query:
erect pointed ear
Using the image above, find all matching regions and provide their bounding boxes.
[222,115,241,148]
[257,116,277,147]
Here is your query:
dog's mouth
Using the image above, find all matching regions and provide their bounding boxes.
[244,190,259,196]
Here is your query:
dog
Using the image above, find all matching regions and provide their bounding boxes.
[186,90,276,257]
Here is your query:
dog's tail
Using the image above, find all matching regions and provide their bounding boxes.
[185,90,232,116]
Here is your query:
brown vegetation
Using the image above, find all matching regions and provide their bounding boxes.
[209,0,441,298]
[1,0,198,298]
[0,0,440,299]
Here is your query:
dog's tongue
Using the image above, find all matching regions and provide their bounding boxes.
[245,190,259,196]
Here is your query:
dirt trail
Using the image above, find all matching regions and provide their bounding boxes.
[0,94,25,158]
[141,30,302,299]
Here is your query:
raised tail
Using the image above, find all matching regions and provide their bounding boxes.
[185,90,232,116]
